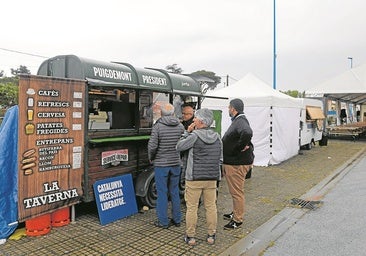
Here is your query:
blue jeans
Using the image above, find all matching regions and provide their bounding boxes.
[154,165,181,226]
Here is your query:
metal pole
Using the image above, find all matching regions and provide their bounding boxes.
[273,0,277,89]
[71,204,76,223]
[226,75,229,87]
[347,57,353,69]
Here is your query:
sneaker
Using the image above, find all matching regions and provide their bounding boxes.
[224,220,242,230]
[223,212,233,220]
[170,219,181,227]
[206,234,216,245]
[184,235,196,246]
[154,220,169,229]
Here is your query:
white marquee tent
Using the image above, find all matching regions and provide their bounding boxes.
[305,63,366,124]
[202,73,301,166]
[305,63,366,104]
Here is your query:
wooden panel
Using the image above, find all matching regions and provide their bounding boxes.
[306,106,325,120]
[18,75,86,221]
[84,140,150,201]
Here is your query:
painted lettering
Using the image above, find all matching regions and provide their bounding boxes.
[98,189,124,202]
[43,181,60,192]
[38,164,71,172]
[37,101,70,107]
[37,123,63,129]
[38,89,60,97]
[36,128,69,135]
[141,75,168,86]
[37,112,66,118]
[100,197,126,211]
[23,189,79,209]
[36,138,74,146]
[93,67,132,81]
[97,180,123,193]
[39,146,63,152]
[39,155,55,161]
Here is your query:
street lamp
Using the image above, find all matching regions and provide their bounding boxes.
[348,57,353,69]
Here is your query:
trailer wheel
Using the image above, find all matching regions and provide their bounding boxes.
[140,177,157,208]
[179,173,185,198]
[305,142,312,150]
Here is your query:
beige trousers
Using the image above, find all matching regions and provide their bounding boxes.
[185,180,217,237]
[223,164,251,223]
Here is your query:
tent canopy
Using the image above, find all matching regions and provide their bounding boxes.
[202,73,301,167]
[305,63,366,104]
[205,73,300,108]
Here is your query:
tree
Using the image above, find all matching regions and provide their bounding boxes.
[166,64,183,74]
[165,64,221,93]
[0,82,18,107]
[0,76,18,84]
[11,65,31,76]
[281,90,304,98]
[189,70,221,93]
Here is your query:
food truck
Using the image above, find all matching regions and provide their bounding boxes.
[17,54,214,221]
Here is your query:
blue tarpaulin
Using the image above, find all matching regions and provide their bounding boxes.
[0,105,19,239]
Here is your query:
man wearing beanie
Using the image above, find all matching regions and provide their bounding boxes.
[176,108,222,246]
[222,98,254,229]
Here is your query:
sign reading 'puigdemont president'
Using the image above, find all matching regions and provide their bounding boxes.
[93,174,138,225]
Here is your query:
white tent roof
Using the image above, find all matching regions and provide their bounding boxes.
[202,73,301,167]
[206,73,300,108]
[305,63,366,104]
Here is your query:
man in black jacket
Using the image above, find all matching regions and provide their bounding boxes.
[222,98,254,229]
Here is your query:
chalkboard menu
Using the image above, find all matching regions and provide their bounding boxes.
[18,75,85,221]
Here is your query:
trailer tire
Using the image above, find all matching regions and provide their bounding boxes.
[179,172,185,198]
[305,142,312,150]
[140,177,157,208]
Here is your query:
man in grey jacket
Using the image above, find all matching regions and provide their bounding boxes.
[148,102,185,229]
[176,108,222,246]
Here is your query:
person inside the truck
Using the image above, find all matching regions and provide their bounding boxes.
[181,103,195,130]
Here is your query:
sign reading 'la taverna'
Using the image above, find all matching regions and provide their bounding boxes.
[18,75,85,221]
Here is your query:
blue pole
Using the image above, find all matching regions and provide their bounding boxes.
[273,0,277,89]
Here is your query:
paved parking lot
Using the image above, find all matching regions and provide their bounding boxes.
[1,139,365,255]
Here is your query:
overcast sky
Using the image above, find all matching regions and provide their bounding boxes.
[1,0,365,91]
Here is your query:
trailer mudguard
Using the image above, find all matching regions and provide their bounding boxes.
[134,166,154,197]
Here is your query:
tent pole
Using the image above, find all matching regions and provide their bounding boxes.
[273,0,277,90]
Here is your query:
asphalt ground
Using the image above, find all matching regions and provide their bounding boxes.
[263,146,366,256]
[1,138,366,256]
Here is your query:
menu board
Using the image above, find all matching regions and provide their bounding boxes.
[18,75,85,221]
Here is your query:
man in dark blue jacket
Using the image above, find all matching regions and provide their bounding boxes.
[222,98,254,229]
